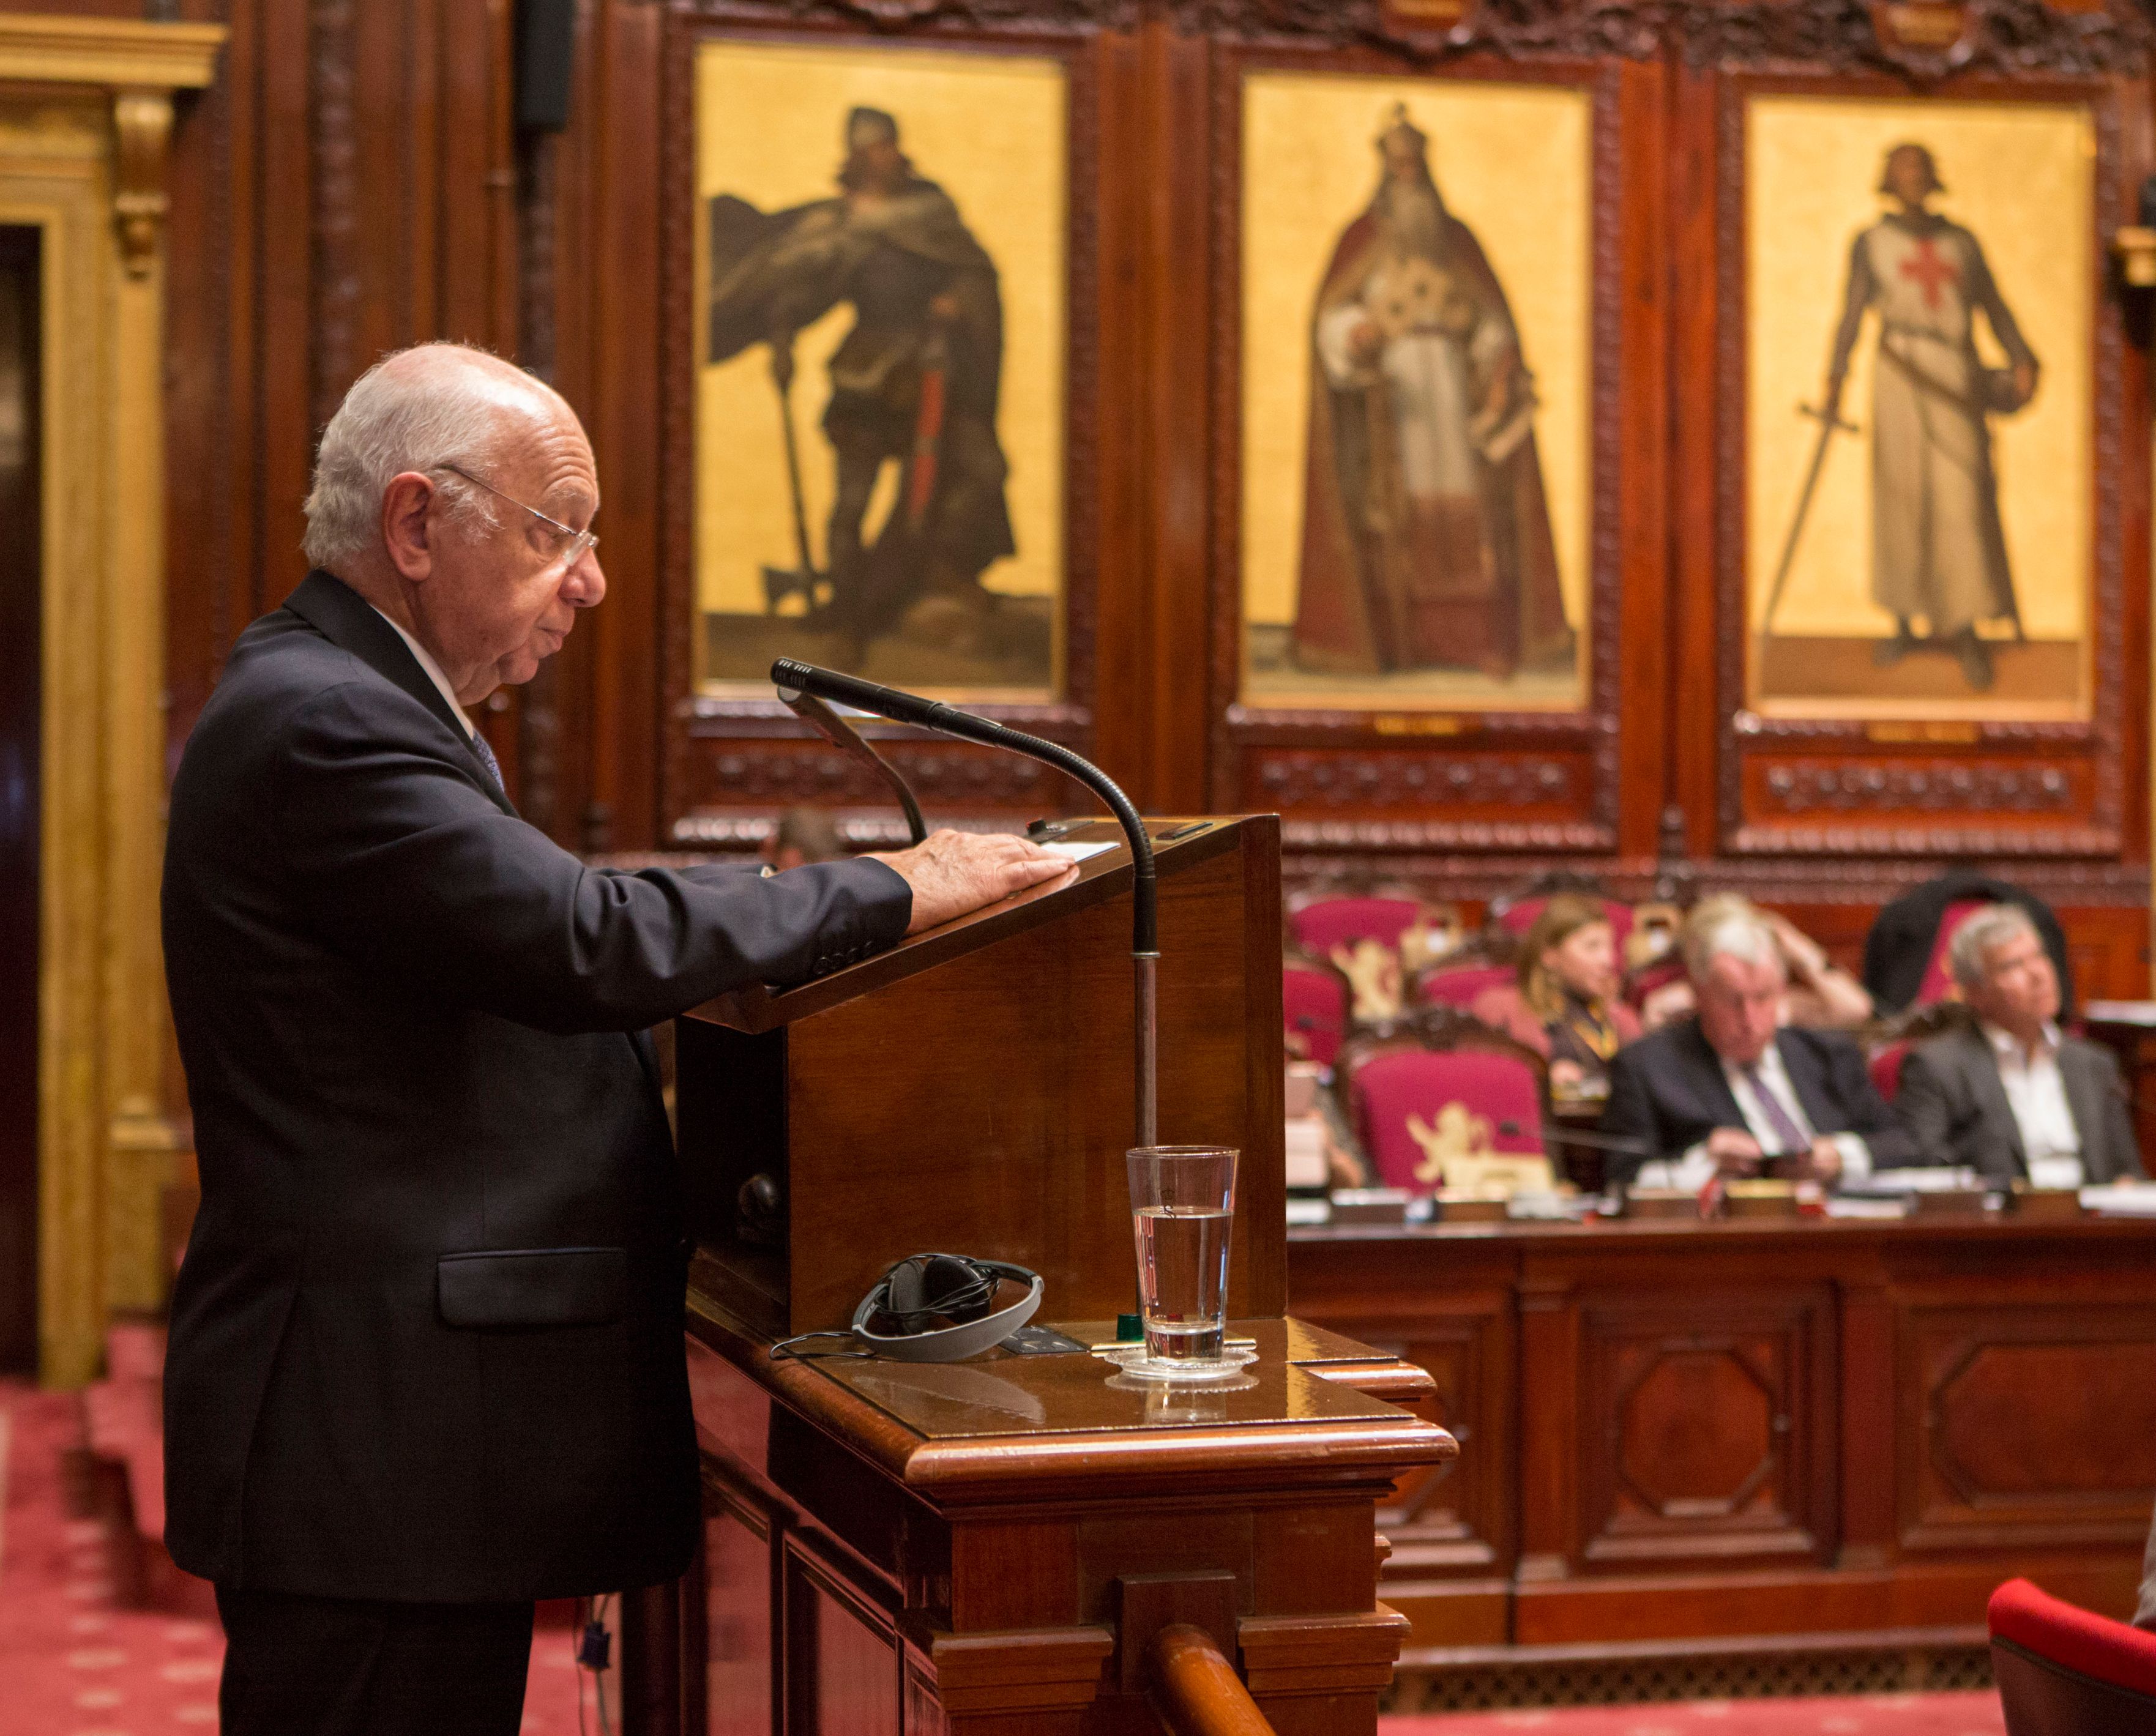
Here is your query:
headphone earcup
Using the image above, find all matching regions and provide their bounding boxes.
[923,1255,989,1319]
[884,1257,926,1317]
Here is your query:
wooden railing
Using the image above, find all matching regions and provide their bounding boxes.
[1145,1623,1276,1736]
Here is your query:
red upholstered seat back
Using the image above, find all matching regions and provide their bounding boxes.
[1989,1577,2156,1731]
[1496,896,1635,953]
[1416,963,1515,1010]
[1870,1040,1911,1104]
[1289,896,1426,957]
[1914,898,1993,1008]
[1351,1049,1545,1192]
[1283,964,1348,1068]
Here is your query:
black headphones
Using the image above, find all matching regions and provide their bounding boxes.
[848,1253,1043,1362]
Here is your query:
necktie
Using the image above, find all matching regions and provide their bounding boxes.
[1739,1062,1811,1156]
[469,730,504,794]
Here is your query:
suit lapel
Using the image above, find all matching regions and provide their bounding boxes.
[283,571,517,818]
[1775,1032,1833,1134]
[1958,1026,2027,1177]
[1678,1021,1748,1126]
[2058,1043,2110,1182]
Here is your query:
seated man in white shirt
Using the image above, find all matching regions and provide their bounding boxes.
[1895,905,2143,1187]
[1600,909,1917,1189]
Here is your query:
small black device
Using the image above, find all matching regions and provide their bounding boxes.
[514,0,577,133]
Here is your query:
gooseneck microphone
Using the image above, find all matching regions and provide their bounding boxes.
[771,658,1162,1145]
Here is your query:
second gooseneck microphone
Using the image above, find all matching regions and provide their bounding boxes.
[770,658,1161,1146]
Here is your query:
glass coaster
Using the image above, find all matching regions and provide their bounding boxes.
[1092,1344,1258,1384]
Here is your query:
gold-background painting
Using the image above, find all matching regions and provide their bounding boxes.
[1745,95,2092,720]
[694,40,1067,698]
[1240,72,1593,711]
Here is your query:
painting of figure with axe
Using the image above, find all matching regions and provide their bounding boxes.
[692,43,1065,697]
[1745,99,2091,719]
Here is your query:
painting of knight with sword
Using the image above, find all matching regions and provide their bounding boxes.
[1761,141,2039,695]
[706,106,1016,666]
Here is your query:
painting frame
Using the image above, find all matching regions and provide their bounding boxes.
[657,10,1104,845]
[1696,64,2150,860]
[1206,39,1663,859]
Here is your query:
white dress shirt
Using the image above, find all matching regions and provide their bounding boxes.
[1984,1019,2084,1188]
[365,602,476,740]
[1635,1038,1871,1190]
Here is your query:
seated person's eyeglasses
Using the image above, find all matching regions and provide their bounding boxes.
[436,463,599,570]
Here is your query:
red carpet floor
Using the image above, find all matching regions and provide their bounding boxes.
[1381,1696,2005,1733]
[0,1384,598,1734]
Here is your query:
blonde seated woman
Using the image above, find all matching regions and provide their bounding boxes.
[1639,895,1873,1033]
[1472,894,1641,1098]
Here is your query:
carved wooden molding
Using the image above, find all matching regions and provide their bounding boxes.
[1279,850,2154,907]
[669,0,1138,31]
[1175,0,1665,60]
[0,17,222,279]
[310,0,359,434]
[1256,751,1581,808]
[0,14,225,89]
[1678,0,2152,80]
[1759,761,2077,816]
[909,1623,1116,1715]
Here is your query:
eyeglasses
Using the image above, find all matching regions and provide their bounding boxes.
[436,463,599,570]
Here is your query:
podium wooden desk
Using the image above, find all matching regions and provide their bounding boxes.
[1289,1212,2156,1694]
[634,816,1455,1735]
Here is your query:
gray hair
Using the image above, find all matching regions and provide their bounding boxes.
[301,343,558,569]
[1948,904,2040,991]
[1683,911,1783,983]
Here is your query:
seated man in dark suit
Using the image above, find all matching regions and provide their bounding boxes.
[162,343,1072,1736]
[1896,905,2143,1187]
[1601,908,1916,1188]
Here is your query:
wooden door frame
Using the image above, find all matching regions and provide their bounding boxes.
[0,13,222,1382]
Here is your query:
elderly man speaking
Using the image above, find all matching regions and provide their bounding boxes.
[160,344,1069,1734]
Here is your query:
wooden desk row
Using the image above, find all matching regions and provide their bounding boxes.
[1288,1215,2156,1666]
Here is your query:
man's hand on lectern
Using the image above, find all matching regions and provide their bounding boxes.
[869,829,1075,936]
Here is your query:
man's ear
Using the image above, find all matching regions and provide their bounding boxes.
[381,471,438,581]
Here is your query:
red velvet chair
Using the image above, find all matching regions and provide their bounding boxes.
[1989,1576,2156,1733]
[1287,894,1431,958]
[1416,962,1516,1011]
[1870,1002,1974,1104]
[1339,1037,1546,1193]
[1869,1040,1912,1103]
[1493,895,1635,952]
[1912,896,1994,1007]
[1282,959,1349,1068]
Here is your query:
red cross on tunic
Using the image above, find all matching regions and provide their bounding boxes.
[1898,236,1959,309]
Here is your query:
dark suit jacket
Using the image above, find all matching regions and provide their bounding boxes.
[161,572,912,1603]
[1895,1024,2143,1187]
[1598,1018,1918,1185]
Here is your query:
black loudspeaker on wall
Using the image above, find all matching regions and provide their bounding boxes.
[515,0,577,133]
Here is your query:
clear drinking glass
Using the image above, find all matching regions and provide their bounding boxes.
[1126,1146,1239,1364]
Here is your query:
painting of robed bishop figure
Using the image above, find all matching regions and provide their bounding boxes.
[1240,75,1591,711]
[1747,98,2089,718]
[693,42,1065,698]
[1292,106,1572,682]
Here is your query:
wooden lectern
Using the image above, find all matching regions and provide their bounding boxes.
[632,816,1453,1735]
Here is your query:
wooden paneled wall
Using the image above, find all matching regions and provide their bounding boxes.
[100,0,2154,1015]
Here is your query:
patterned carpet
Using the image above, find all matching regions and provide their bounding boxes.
[1380,1696,2005,1733]
[0,1384,595,1734]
